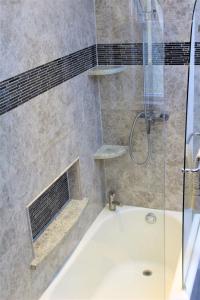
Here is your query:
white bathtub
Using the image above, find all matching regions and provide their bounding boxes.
[40,205,182,300]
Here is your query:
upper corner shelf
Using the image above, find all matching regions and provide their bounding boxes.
[88,65,127,76]
[94,145,128,160]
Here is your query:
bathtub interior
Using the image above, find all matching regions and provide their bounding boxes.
[165,211,182,276]
[184,213,200,298]
[40,206,182,300]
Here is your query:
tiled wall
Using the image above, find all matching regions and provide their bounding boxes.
[95,0,195,210]
[1,41,196,119]
[95,0,165,209]
[185,0,200,214]
[0,0,197,299]
[97,43,192,65]
[164,0,196,210]
[0,46,96,115]
[0,1,105,300]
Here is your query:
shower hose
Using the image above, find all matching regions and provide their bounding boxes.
[129,111,151,165]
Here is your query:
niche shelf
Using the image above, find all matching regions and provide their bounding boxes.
[88,65,127,76]
[94,145,128,160]
[30,198,88,269]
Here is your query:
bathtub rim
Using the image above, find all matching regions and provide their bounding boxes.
[39,205,182,300]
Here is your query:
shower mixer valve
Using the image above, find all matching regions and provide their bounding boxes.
[138,111,169,134]
[139,111,169,123]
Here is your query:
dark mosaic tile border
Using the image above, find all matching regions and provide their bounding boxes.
[165,42,190,65]
[97,43,143,65]
[0,42,195,116]
[0,45,96,116]
[28,171,70,240]
[97,43,191,66]
[195,42,200,64]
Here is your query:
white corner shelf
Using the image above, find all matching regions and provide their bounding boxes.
[88,65,127,76]
[94,145,128,160]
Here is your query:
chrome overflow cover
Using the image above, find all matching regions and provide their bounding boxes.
[145,213,157,224]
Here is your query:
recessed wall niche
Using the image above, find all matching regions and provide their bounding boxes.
[27,159,88,269]
[28,160,82,240]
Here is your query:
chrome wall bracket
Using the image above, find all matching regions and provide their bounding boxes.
[182,163,200,174]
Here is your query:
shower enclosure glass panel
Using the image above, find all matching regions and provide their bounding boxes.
[96,0,166,298]
[183,0,200,297]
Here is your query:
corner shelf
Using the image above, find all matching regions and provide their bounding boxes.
[88,65,127,76]
[94,145,128,160]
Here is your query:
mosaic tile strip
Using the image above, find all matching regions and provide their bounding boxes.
[28,171,70,240]
[0,45,96,116]
[195,42,200,65]
[97,43,143,65]
[165,42,190,65]
[0,42,194,117]
[97,43,191,66]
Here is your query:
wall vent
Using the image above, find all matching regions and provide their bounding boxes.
[28,172,70,240]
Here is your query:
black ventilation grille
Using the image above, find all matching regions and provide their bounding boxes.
[28,172,70,240]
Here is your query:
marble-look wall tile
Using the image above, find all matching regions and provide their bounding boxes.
[0,242,32,300]
[0,1,105,299]
[102,109,135,146]
[102,105,166,208]
[164,66,188,211]
[193,66,200,157]
[104,154,165,209]
[102,95,184,211]
[0,0,96,81]
[0,71,105,300]
[99,67,144,111]
[95,0,142,44]
[164,0,195,42]
[96,0,166,210]
[97,1,190,211]
[165,66,188,113]
[194,1,200,42]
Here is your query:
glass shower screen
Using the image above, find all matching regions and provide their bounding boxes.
[183,0,200,298]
